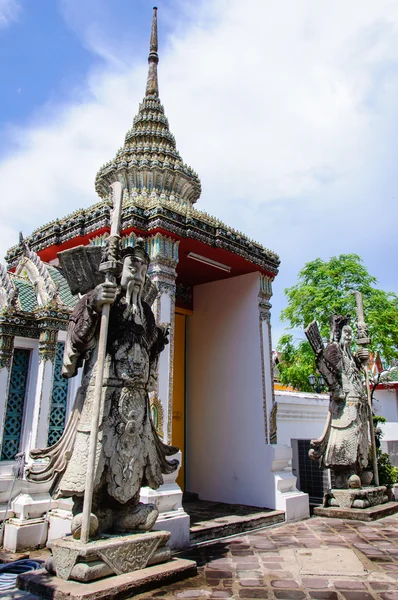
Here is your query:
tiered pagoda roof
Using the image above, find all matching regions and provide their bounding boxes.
[5,7,280,285]
[96,9,201,204]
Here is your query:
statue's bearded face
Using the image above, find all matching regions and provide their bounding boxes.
[120,256,148,292]
[340,325,353,347]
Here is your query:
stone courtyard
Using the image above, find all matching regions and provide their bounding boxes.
[4,514,398,599]
[145,514,398,600]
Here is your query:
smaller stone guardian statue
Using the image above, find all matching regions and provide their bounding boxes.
[305,314,370,490]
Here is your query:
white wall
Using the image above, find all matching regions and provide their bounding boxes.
[186,272,271,507]
[373,388,398,423]
[274,391,329,447]
[275,388,398,447]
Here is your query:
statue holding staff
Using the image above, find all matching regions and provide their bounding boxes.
[27,204,179,539]
[305,312,372,490]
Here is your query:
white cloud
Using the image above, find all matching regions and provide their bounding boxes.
[1,0,398,331]
[0,0,20,28]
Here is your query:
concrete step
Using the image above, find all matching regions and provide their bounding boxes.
[189,509,285,545]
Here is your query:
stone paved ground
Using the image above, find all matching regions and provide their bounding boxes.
[133,514,398,600]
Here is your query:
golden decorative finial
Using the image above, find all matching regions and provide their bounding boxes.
[146,7,159,96]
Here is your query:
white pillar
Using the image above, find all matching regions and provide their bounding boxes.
[258,274,274,444]
[257,274,310,520]
[147,233,179,444]
[141,233,190,548]
[29,329,57,451]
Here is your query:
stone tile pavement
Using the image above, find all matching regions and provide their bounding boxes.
[134,515,398,600]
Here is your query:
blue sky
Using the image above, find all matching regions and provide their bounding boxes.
[0,0,177,146]
[1,0,398,343]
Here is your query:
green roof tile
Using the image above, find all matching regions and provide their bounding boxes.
[47,265,78,309]
[13,278,38,312]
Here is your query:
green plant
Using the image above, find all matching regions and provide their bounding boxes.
[369,417,398,489]
[278,254,398,391]
[377,452,398,489]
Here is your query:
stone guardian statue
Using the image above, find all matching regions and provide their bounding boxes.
[305,309,388,510]
[27,239,179,538]
[305,315,370,489]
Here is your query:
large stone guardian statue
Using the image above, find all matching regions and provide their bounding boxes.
[26,239,181,582]
[28,240,178,533]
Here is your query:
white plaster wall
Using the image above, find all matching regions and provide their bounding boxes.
[380,422,398,442]
[275,389,398,460]
[274,391,329,447]
[186,272,271,507]
[373,388,398,423]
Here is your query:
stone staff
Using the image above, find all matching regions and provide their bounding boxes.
[80,181,123,544]
[352,290,379,486]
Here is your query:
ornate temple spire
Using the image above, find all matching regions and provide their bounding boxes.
[146,7,159,96]
[95,7,201,205]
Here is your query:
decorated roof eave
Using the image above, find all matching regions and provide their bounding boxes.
[6,197,280,277]
[0,263,20,311]
[0,304,72,338]
[95,163,201,204]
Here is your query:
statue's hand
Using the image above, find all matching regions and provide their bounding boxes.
[94,282,117,311]
[355,347,369,363]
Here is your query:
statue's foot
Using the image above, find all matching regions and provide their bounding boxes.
[114,502,159,532]
[71,512,99,540]
[360,470,374,486]
[348,474,361,489]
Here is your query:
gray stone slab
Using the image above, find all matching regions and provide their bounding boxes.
[295,547,367,576]
[314,501,398,521]
[17,558,197,600]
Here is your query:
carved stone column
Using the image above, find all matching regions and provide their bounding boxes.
[0,330,15,446]
[30,328,57,450]
[141,234,189,548]
[258,274,274,444]
[146,233,179,444]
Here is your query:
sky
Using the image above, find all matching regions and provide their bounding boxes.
[1,0,398,344]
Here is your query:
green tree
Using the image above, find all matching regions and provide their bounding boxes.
[277,254,398,390]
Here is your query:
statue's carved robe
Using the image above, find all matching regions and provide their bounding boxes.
[28,289,178,504]
[311,342,369,471]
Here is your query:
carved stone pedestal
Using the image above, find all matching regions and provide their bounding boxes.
[46,530,172,582]
[313,485,398,522]
[18,558,197,600]
[324,486,388,509]
[314,501,398,522]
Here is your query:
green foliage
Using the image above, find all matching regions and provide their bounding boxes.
[376,452,398,489]
[278,254,398,390]
[369,416,397,489]
[276,335,317,392]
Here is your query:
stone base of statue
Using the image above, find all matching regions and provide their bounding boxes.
[46,531,172,582]
[313,485,398,522]
[17,560,197,600]
[324,485,388,509]
[17,531,197,599]
[314,500,398,522]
